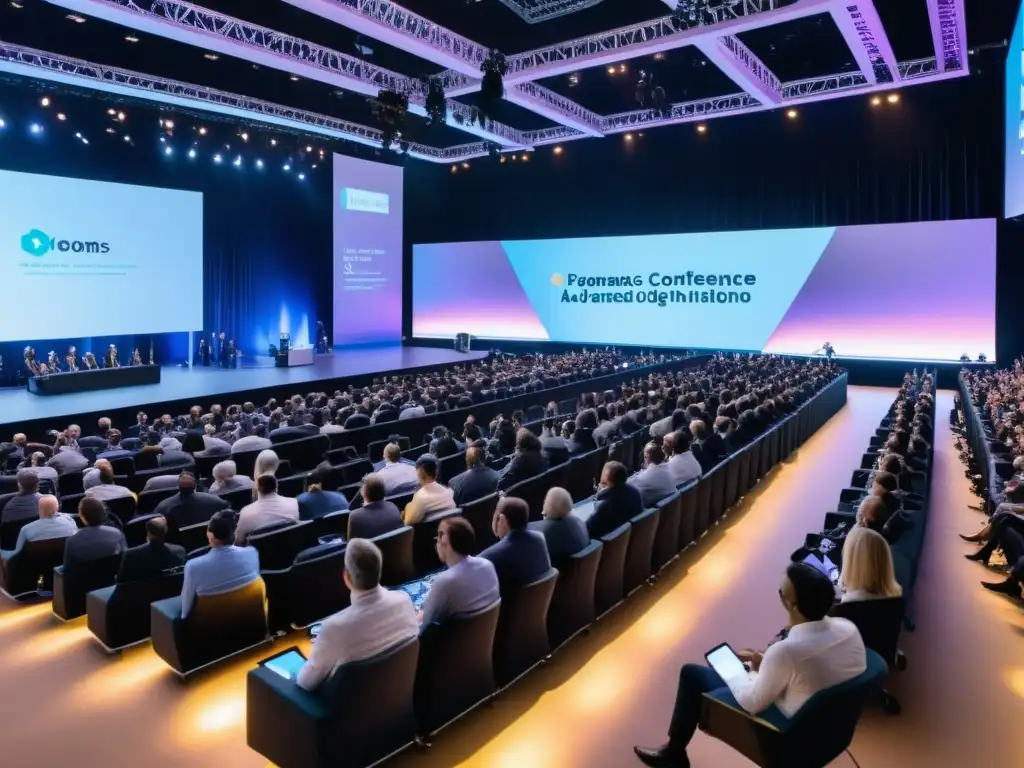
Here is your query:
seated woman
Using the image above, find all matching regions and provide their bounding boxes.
[839,527,903,603]
[961,481,1024,547]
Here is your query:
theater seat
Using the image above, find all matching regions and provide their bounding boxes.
[372,526,415,587]
[412,509,461,577]
[460,493,499,553]
[86,571,184,651]
[594,522,631,617]
[151,578,270,677]
[52,554,122,620]
[279,547,350,629]
[651,492,682,573]
[247,637,419,768]
[493,568,558,687]
[247,520,313,571]
[622,507,661,596]
[0,536,69,599]
[0,514,33,552]
[137,487,177,515]
[220,487,253,511]
[415,601,501,736]
[548,540,602,649]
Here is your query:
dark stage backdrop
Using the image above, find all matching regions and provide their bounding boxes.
[405,72,1022,361]
[0,82,333,377]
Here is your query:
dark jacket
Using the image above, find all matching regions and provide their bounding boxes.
[586,482,643,540]
[567,429,598,456]
[347,500,404,541]
[449,465,501,507]
[497,449,547,491]
[529,515,590,567]
[117,540,186,583]
[270,425,319,443]
[296,490,349,521]
[539,434,571,467]
[693,433,727,472]
[480,529,552,596]
[153,491,230,535]
[63,525,127,570]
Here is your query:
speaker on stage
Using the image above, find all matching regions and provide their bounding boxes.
[275,333,290,368]
[454,333,472,353]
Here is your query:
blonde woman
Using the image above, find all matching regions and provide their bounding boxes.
[839,527,902,603]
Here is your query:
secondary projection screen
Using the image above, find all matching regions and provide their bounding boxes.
[0,169,203,341]
[1007,0,1024,218]
[413,220,997,362]
[332,154,403,346]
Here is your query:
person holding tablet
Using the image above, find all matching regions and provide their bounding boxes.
[633,563,866,768]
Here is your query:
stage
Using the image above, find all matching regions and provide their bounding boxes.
[0,345,488,437]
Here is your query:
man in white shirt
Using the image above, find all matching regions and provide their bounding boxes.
[634,562,866,767]
[297,538,418,691]
[235,474,299,544]
[402,454,455,525]
[420,517,499,627]
[376,442,419,495]
[663,430,703,488]
[1,495,78,559]
[628,441,678,507]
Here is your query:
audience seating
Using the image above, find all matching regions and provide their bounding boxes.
[0,536,68,599]
[137,487,177,515]
[247,520,313,571]
[505,473,548,522]
[831,596,906,714]
[104,495,137,527]
[651,492,683,573]
[52,555,122,620]
[460,493,499,553]
[547,540,603,649]
[412,508,461,578]
[151,578,270,677]
[176,520,214,553]
[594,522,632,617]
[492,569,558,687]
[373,526,415,587]
[622,507,661,596]
[86,571,185,651]
[264,546,349,630]
[0,513,32,551]
[220,487,253,511]
[273,435,329,472]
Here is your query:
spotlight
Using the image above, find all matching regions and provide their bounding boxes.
[107,108,116,116]
[233,155,242,167]
[0,118,5,128]
[241,132,249,141]
[105,127,115,134]
[886,93,900,104]
[204,53,219,61]
[521,153,529,161]
[40,96,51,107]
[461,162,470,169]
[696,123,707,134]
[619,64,626,73]
[159,136,166,143]
[10,0,24,7]
[188,148,197,159]
[270,138,277,146]
[500,155,506,163]
[311,163,317,169]
[57,113,66,121]
[511,154,517,161]
[607,66,616,75]
[123,134,130,142]
[213,153,223,163]
[283,163,291,172]
[117,111,125,121]
[305,145,312,153]
[553,145,563,155]
[198,126,207,135]
[451,165,457,173]
[653,52,665,61]
[74,132,81,138]
[30,123,42,134]
[298,173,306,180]
[65,12,86,23]
[164,145,173,156]
[568,73,580,86]
[165,119,174,129]
[256,159,264,169]
[290,75,300,82]
[125,35,140,43]
[870,96,882,107]
[81,138,89,145]
[786,108,798,119]
[624,133,634,142]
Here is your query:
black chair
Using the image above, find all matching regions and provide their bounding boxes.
[220,487,254,511]
[173,519,213,553]
[651,492,682,573]
[231,448,264,478]
[193,454,220,482]
[247,637,419,768]
[334,458,374,486]
[60,493,86,516]
[52,554,123,620]
[0,515,33,551]
[0,536,69,598]
[151,578,270,677]
[137,487,177,515]
[505,473,549,522]
[276,473,307,498]
[247,520,313,571]
[402,442,431,462]
[415,601,501,736]
[313,509,350,541]
[622,507,661,596]
[677,480,699,550]
[705,460,728,527]
[412,508,461,578]
[108,456,136,477]
[58,470,85,496]
[124,513,160,547]
[437,452,467,486]
[274,435,330,472]
[493,569,558,687]
[723,454,740,509]
[383,491,414,514]
[87,571,185,651]
[548,539,602,649]
[368,436,411,463]
[831,597,906,714]
[460,493,500,553]
[104,495,137,527]
[595,522,631,617]
[372,526,415,587]
[131,468,184,495]
[279,547,350,629]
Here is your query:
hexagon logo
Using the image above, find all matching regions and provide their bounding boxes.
[21,229,51,257]
[550,273,564,287]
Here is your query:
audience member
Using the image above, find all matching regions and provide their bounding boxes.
[180,510,260,618]
[419,517,499,627]
[402,454,455,525]
[347,473,404,540]
[629,441,678,507]
[47,436,88,473]
[839,527,903,603]
[377,442,419,495]
[529,486,590,566]
[568,409,599,455]
[480,496,552,595]
[85,461,135,502]
[664,430,703,487]
[539,416,571,466]
[235,474,300,544]
[1,495,76,558]
[587,461,644,539]
[1,470,42,525]
[448,446,500,507]
[297,462,349,521]
[117,516,186,583]
[498,428,547,490]
[153,473,230,535]
[209,460,253,494]
[63,497,127,571]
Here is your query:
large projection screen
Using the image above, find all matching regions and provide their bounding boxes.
[1008,0,1024,218]
[413,220,997,362]
[0,169,203,341]
[332,154,403,346]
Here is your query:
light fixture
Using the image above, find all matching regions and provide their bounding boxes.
[298,173,306,180]
[81,138,89,145]
[619,64,626,73]
[568,73,579,86]
[105,127,115,134]
[0,118,5,129]
[553,145,563,155]
[198,126,207,135]
[283,163,291,172]
[117,111,125,121]
[164,145,173,156]
[255,159,264,169]
[241,132,249,141]
[213,153,223,163]
[653,52,665,61]
[123,134,130,142]
[188,148,197,159]
[461,162,470,169]
[696,123,707,134]
[65,13,86,23]
[624,133,634,142]
[270,138,277,146]
[74,132,81,139]
[57,113,66,121]
[40,96,50,107]
[29,123,43,134]
[311,163,317,169]
[165,119,174,129]
[786,108,798,119]
[159,136,166,143]
[10,1,24,8]
[607,66,616,75]
[870,95,882,107]
[290,75,300,82]
[886,93,900,104]
[305,145,312,153]
[450,165,457,173]
[204,53,219,61]
[107,108,116,116]
[233,155,242,167]
[125,35,140,43]
[521,153,529,161]
[511,154,517,161]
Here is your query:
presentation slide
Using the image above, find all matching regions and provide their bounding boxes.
[1006,0,1024,218]
[332,154,403,346]
[0,169,203,342]
[413,220,996,361]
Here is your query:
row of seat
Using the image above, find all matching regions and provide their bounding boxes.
[243,372,851,768]
[957,372,1014,515]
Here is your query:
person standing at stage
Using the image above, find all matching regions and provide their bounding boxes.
[218,332,228,368]
[198,337,210,367]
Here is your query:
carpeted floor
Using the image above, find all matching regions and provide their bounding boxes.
[1,387,1020,767]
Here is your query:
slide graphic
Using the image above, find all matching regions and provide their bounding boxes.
[1006,0,1024,218]
[332,154,403,346]
[0,169,203,342]
[413,219,996,361]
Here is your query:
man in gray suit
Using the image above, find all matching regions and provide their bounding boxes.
[628,441,678,508]
[1,471,42,525]
[63,496,126,571]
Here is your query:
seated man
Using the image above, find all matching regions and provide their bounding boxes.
[84,461,135,502]
[117,516,186,583]
[47,436,88,474]
[180,510,261,618]
[63,497,127,571]
[587,460,644,540]
[376,442,419,495]
[297,538,419,691]
[1,495,77,559]
[634,562,867,767]
[348,473,404,540]
[208,460,254,495]
[1,470,42,525]
[448,446,501,507]
[402,454,455,525]
[235,474,300,544]
[664,430,702,487]
[153,473,230,535]
[480,496,552,595]
[628,441,678,508]
[97,429,134,462]
[419,516,499,627]
[296,462,349,521]
[529,486,590,567]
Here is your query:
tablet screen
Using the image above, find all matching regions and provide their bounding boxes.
[705,644,748,682]
[260,648,307,680]
[395,572,438,610]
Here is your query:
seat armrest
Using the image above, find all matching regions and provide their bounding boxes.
[823,511,856,530]
[699,687,784,766]
[246,667,329,767]
[151,596,186,672]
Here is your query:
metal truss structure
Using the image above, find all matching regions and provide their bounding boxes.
[37,0,971,160]
[494,0,606,25]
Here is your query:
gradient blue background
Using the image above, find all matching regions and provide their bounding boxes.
[1007,1,1024,218]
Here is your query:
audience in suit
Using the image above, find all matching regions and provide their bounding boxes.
[419,517,499,627]
[539,417,571,466]
[297,538,419,691]
[180,510,261,618]
[377,442,419,495]
[690,419,726,473]
[1,495,77,558]
[568,409,599,456]
[97,429,134,462]
[402,454,455,525]
[449,446,500,507]
[22,452,59,487]
[529,486,590,567]
[117,516,186,583]
[63,497,127,571]
[235,474,300,544]
[629,441,678,508]
[85,461,135,502]
[498,428,548,491]
[480,496,552,596]
[153,473,230,536]
[296,462,349,521]
[347,473,404,540]
[587,460,644,540]
[634,563,867,768]
[838,527,903,603]
[208,460,253,494]
[2,470,42,525]
[664,430,703,487]
[47,437,88,473]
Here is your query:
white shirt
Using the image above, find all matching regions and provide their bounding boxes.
[297,586,418,691]
[403,482,456,525]
[667,451,703,486]
[377,460,419,495]
[724,617,866,718]
[840,588,890,603]
[235,493,300,544]
[420,555,499,627]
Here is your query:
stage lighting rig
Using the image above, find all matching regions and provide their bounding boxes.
[480,48,508,119]
[486,141,502,161]
[424,77,447,126]
[370,88,409,151]
[671,0,710,30]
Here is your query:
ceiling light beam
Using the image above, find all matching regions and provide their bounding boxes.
[924,0,968,72]
[827,0,902,84]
